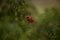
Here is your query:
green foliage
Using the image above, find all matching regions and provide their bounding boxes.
[0,0,31,21]
[0,0,33,40]
[0,0,60,40]
[39,7,60,40]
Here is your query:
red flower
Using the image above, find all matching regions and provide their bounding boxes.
[27,16,34,23]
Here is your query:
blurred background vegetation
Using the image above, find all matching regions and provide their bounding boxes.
[0,0,60,40]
